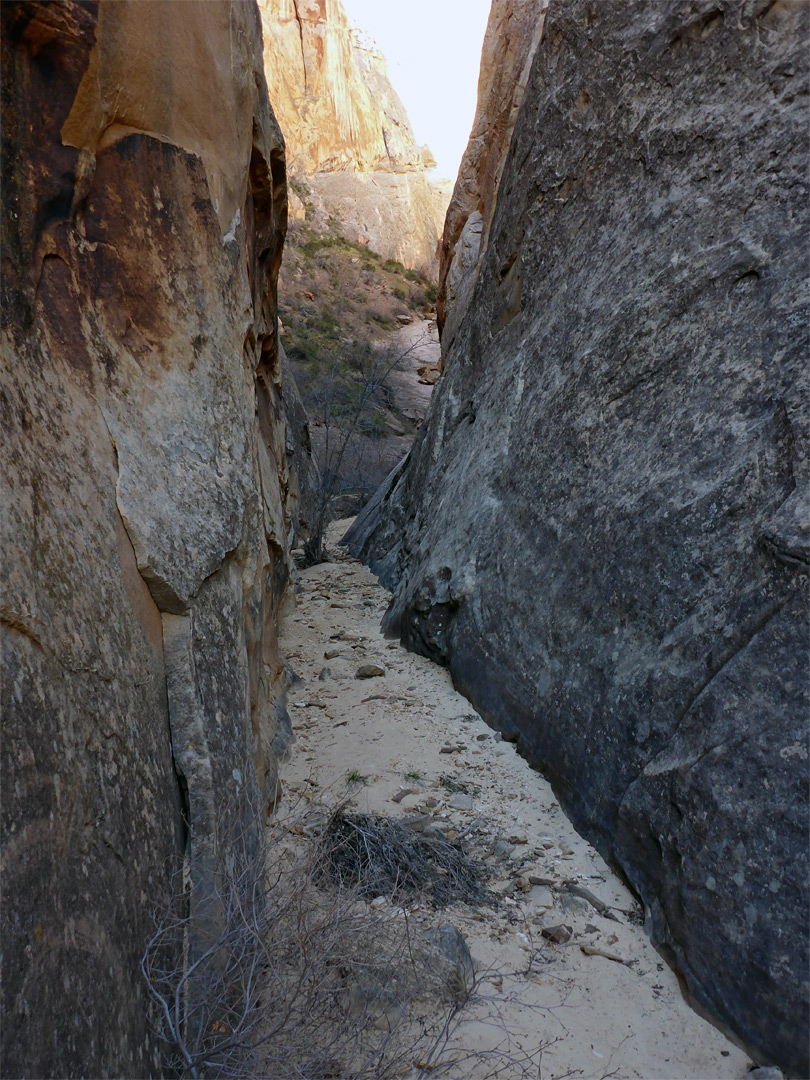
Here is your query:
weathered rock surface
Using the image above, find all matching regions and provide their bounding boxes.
[259,0,449,274]
[437,0,549,349]
[1,2,303,1075]
[347,0,810,1073]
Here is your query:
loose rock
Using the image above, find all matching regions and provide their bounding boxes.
[541,924,573,945]
[355,664,385,679]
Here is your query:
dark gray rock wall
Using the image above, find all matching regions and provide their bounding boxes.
[347,0,809,1072]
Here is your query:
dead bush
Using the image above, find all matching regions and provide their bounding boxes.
[141,798,547,1079]
[321,809,493,909]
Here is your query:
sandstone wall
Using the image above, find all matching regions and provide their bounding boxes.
[437,0,548,349]
[1,2,301,1075]
[259,0,448,275]
[347,0,810,1073]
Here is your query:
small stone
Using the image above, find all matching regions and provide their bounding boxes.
[476,732,490,741]
[748,1069,784,1080]
[324,649,342,659]
[528,873,556,887]
[507,833,528,845]
[423,823,446,839]
[424,925,475,998]
[318,667,332,681]
[449,793,474,810]
[391,787,418,804]
[355,664,385,679]
[370,896,387,908]
[492,839,516,858]
[403,814,432,832]
[528,886,554,908]
[541,924,573,945]
[493,732,503,742]
[439,745,457,754]
[424,796,439,808]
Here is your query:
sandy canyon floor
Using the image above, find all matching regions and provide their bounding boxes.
[277,523,754,1080]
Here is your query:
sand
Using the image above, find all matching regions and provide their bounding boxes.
[276,523,754,1080]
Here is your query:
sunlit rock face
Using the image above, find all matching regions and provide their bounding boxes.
[1,2,304,1075]
[437,0,549,350]
[348,0,810,1073]
[260,0,449,275]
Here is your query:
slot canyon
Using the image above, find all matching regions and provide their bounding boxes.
[1,1,807,1078]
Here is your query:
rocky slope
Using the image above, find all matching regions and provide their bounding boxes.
[259,0,449,276]
[1,2,306,1075]
[347,0,810,1073]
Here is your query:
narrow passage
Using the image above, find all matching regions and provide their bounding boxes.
[278,528,750,1079]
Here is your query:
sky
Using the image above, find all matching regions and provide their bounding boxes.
[341,0,493,183]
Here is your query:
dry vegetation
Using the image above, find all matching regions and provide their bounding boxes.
[279,182,437,380]
[141,797,546,1080]
[279,190,440,557]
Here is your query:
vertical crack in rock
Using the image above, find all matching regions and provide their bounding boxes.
[161,613,217,900]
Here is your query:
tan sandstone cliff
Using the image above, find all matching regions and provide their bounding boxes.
[260,0,448,275]
[437,0,549,349]
[1,3,306,1075]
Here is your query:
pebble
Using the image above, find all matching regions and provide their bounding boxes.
[356,664,385,679]
[324,649,342,659]
[391,787,418,804]
[529,885,554,908]
[541,924,573,944]
[449,793,474,810]
[528,873,556,887]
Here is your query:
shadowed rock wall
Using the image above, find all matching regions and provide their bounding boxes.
[1,2,302,1075]
[347,0,809,1073]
